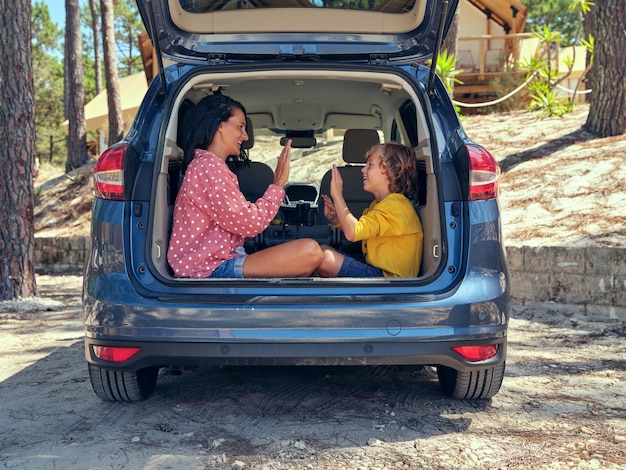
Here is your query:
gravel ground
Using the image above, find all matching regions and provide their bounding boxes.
[0,274,624,469]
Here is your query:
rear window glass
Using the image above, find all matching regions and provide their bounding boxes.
[251,128,384,184]
[180,0,415,14]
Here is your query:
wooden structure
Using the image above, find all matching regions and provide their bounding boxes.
[454,0,531,102]
[464,0,528,35]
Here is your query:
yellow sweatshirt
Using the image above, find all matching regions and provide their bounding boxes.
[353,193,423,278]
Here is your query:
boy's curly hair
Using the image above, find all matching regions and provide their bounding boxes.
[366,142,418,199]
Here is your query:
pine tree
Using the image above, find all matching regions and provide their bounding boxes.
[0,0,37,299]
[584,0,626,136]
[101,0,123,145]
[65,0,89,172]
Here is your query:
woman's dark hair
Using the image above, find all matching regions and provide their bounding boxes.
[181,93,249,173]
[366,142,418,199]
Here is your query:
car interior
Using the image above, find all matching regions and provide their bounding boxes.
[149,69,442,281]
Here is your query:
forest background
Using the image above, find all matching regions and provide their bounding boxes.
[32,0,144,166]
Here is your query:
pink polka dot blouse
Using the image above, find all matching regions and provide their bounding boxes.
[167,149,284,278]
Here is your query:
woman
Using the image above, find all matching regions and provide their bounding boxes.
[167,94,322,278]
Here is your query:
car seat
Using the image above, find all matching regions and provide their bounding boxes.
[317,128,380,224]
[235,117,275,202]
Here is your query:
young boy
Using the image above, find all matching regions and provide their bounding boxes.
[317,142,423,278]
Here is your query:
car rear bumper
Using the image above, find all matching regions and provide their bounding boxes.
[85,333,507,372]
[83,270,509,372]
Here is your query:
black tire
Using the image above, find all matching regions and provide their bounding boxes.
[88,363,159,402]
[437,362,505,399]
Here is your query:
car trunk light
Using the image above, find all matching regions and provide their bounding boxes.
[93,346,141,363]
[452,345,498,362]
[94,144,128,200]
[466,144,500,201]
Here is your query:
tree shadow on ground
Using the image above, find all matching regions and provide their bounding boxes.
[499,126,597,173]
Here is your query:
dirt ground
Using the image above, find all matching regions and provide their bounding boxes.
[464,104,626,248]
[0,274,625,469]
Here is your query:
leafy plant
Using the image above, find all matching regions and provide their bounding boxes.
[435,49,463,96]
[527,81,572,116]
[521,0,594,116]
[428,50,464,115]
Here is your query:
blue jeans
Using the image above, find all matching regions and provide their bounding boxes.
[210,255,247,278]
[337,254,384,278]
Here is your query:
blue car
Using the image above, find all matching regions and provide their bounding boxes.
[83,0,509,401]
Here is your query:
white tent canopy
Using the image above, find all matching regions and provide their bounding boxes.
[62,72,148,133]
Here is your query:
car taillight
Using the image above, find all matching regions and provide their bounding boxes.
[467,144,500,201]
[452,345,498,362]
[93,346,141,363]
[93,144,128,200]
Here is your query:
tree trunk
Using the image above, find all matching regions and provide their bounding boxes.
[585,0,626,136]
[65,0,88,172]
[442,3,459,59]
[89,0,105,153]
[101,0,124,145]
[0,0,37,300]
[90,0,103,94]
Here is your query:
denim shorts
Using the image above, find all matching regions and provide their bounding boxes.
[210,255,247,278]
[336,254,384,278]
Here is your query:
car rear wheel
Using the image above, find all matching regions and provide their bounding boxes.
[437,362,505,399]
[88,363,159,402]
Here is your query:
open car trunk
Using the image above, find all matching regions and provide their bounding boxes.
[147,66,445,284]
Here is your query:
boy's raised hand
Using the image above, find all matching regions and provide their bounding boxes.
[326,165,356,239]
[329,164,344,199]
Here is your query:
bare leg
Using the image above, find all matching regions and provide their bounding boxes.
[316,244,345,277]
[242,238,323,278]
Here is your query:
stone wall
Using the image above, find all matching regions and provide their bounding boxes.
[34,236,626,320]
[35,236,89,275]
[507,245,626,320]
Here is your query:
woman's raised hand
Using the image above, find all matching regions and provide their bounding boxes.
[321,194,339,225]
[273,139,292,187]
